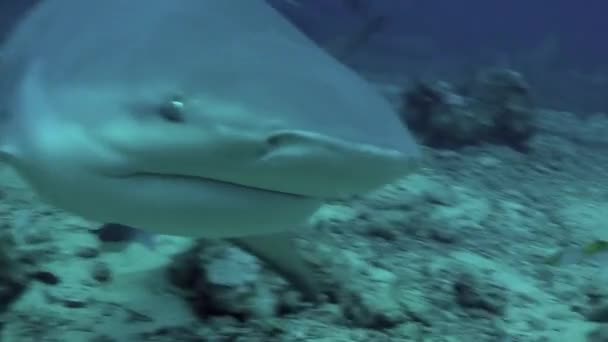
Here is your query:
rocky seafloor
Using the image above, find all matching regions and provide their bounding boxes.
[1,81,608,341]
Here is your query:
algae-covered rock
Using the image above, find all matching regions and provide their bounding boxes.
[402,68,537,151]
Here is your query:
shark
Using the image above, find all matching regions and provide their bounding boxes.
[0,0,420,301]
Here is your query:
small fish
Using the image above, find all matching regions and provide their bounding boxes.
[545,240,608,266]
[91,223,156,252]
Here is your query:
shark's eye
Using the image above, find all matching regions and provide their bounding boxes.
[158,96,185,123]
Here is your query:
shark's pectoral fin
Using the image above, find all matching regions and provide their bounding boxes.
[229,232,321,303]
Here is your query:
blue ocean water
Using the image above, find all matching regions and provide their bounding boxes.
[3,1,607,112]
[273,0,608,113]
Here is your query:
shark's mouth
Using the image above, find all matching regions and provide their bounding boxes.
[97,118,417,199]
[125,171,313,199]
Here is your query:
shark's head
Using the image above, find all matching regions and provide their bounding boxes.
[0,0,420,238]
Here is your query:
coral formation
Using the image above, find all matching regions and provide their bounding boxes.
[402,68,537,151]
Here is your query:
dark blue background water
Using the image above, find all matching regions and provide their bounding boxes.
[275,0,608,113]
[3,1,607,113]
[291,1,606,65]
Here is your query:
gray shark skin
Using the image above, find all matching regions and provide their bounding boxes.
[0,0,420,301]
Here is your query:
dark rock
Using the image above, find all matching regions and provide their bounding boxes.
[30,270,60,285]
[453,272,507,316]
[75,246,100,259]
[587,325,608,342]
[0,231,30,313]
[91,261,112,283]
[0,276,27,313]
[401,68,537,151]
[587,304,608,323]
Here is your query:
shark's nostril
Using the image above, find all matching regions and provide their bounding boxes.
[265,132,300,147]
[265,135,282,147]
